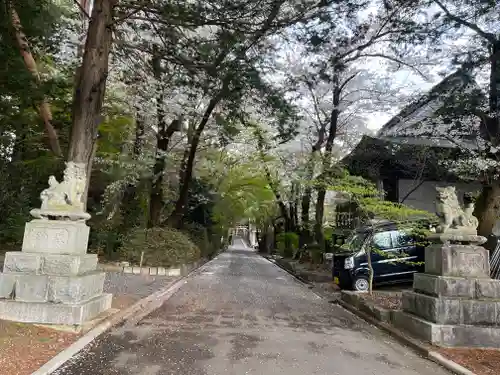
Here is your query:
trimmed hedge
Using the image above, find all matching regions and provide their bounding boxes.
[120,227,201,267]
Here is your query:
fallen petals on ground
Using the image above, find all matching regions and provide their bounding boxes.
[438,348,500,375]
[360,291,402,310]
[0,320,78,375]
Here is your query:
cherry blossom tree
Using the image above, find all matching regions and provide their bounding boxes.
[267,0,433,246]
[387,0,499,235]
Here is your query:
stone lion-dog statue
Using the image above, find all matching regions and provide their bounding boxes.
[435,186,478,234]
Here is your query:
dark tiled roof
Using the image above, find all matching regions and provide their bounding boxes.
[378,69,476,137]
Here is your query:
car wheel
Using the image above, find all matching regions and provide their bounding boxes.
[353,276,369,292]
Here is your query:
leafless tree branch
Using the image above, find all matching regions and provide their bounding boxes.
[432,0,496,43]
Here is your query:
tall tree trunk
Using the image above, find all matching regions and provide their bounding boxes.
[133,112,145,157]
[254,131,292,232]
[76,0,92,59]
[120,111,144,227]
[148,47,167,228]
[167,2,284,229]
[289,184,296,232]
[300,159,315,248]
[168,95,222,228]
[10,6,62,156]
[488,40,499,139]
[82,127,100,210]
[476,40,500,236]
[476,184,500,237]
[178,121,195,188]
[148,116,181,227]
[300,125,326,243]
[289,181,300,232]
[314,69,341,246]
[301,158,314,229]
[68,0,115,166]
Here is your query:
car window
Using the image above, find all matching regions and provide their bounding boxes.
[341,232,368,252]
[391,231,415,247]
[371,231,392,250]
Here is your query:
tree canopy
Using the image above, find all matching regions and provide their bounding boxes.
[0,0,498,258]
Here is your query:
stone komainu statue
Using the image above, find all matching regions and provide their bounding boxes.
[35,161,88,219]
[435,186,478,234]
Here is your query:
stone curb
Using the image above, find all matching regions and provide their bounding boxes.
[264,254,476,375]
[263,256,313,286]
[336,298,477,375]
[341,290,397,323]
[97,264,183,276]
[32,255,218,375]
[335,298,430,357]
[428,352,477,375]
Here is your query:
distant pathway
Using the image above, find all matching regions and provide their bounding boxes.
[55,239,450,375]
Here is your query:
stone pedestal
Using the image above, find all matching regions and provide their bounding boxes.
[0,219,111,325]
[393,241,500,348]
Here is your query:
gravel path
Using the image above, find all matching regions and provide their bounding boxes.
[103,272,176,298]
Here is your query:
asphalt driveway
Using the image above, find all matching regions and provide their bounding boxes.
[54,239,450,375]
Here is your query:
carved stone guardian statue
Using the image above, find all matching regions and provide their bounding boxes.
[31,161,90,221]
[434,186,479,235]
[0,161,111,326]
[392,185,500,348]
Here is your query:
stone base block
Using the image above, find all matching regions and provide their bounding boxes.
[48,272,106,304]
[414,273,500,299]
[403,290,500,325]
[425,244,490,278]
[0,271,106,304]
[42,254,98,275]
[3,252,97,275]
[392,310,500,348]
[0,273,16,298]
[21,219,90,255]
[0,293,112,325]
[3,252,43,274]
[15,274,49,302]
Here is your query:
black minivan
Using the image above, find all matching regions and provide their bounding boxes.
[332,221,425,291]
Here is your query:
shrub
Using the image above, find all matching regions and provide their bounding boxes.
[276,232,299,258]
[308,243,324,264]
[183,223,216,258]
[120,227,201,266]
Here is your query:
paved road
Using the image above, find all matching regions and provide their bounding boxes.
[55,239,450,375]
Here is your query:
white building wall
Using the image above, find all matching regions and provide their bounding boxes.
[398,179,482,213]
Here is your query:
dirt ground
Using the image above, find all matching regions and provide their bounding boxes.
[438,348,500,375]
[358,291,500,375]
[360,291,402,310]
[0,320,78,375]
[0,293,141,375]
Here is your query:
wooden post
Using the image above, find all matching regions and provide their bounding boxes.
[139,251,144,268]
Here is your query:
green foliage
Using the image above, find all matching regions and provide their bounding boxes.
[183,222,217,258]
[276,232,299,258]
[329,170,437,291]
[329,172,435,224]
[88,217,123,259]
[323,227,334,241]
[205,151,278,231]
[0,155,62,247]
[120,227,201,267]
[0,0,76,247]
